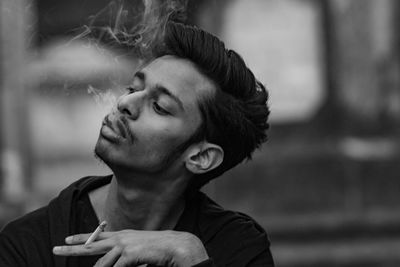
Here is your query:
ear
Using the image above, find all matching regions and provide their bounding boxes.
[185,142,224,174]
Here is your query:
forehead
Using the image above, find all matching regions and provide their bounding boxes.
[142,55,215,109]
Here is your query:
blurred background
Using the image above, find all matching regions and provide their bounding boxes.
[1,0,400,266]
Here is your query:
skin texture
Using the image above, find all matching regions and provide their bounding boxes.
[95,56,207,174]
[53,230,208,267]
[53,56,224,266]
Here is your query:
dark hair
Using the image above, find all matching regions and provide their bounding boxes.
[154,21,270,190]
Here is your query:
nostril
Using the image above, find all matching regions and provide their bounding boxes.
[117,97,138,119]
[121,108,132,116]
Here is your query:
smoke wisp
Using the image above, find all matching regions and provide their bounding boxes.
[74,0,188,59]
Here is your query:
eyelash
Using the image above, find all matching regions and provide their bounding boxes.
[126,87,170,116]
[153,102,170,115]
[126,86,139,94]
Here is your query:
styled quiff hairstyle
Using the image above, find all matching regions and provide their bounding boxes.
[154,21,270,189]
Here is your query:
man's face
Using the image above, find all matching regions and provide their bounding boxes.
[95,55,215,175]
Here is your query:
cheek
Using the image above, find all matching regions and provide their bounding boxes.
[140,117,188,138]
[128,112,199,153]
[147,127,185,149]
[146,122,192,152]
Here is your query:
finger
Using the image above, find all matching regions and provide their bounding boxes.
[53,239,110,256]
[65,233,91,244]
[113,256,133,267]
[93,247,122,267]
[65,232,114,244]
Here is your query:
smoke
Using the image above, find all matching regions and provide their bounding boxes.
[74,0,188,59]
[72,0,188,108]
[87,85,119,109]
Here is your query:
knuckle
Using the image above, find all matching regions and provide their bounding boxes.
[121,248,129,257]
[121,247,135,259]
[114,234,127,247]
[84,243,94,250]
[174,231,195,242]
[184,232,201,244]
[69,249,79,256]
[125,245,139,255]
[174,232,202,255]
[116,231,134,246]
[61,246,71,253]
[72,235,82,242]
[173,244,190,258]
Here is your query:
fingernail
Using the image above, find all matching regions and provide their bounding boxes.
[53,246,61,254]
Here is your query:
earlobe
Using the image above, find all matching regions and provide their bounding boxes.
[185,143,224,174]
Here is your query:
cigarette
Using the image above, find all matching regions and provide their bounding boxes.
[85,221,107,246]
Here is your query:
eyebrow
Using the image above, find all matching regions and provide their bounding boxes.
[134,71,185,111]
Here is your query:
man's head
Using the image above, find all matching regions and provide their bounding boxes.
[95,21,270,190]
[95,55,220,178]
[153,21,270,189]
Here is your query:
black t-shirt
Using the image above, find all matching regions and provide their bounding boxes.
[0,176,274,267]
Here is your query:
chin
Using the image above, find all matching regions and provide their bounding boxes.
[94,139,127,172]
[94,139,110,164]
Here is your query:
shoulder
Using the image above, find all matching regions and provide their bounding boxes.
[1,175,111,236]
[0,175,112,266]
[1,205,48,234]
[0,206,50,266]
[195,192,274,266]
[1,175,111,231]
[196,192,268,243]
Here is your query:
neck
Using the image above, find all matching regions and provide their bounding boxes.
[90,171,189,231]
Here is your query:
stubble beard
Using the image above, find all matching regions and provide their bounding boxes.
[93,139,111,167]
[93,132,197,175]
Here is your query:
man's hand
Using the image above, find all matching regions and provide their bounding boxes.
[53,230,209,267]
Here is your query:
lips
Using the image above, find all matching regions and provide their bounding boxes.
[100,115,122,143]
[100,123,120,143]
[101,114,132,143]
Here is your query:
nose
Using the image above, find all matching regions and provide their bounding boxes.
[117,92,144,120]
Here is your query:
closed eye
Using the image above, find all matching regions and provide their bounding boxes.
[126,87,139,94]
[153,102,170,115]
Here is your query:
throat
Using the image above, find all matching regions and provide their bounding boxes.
[88,177,186,231]
[108,196,185,231]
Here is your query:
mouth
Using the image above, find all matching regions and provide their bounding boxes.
[100,115,123,143]
[101,114,133,143]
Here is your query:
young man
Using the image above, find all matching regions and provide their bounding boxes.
[0,22,273,266]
